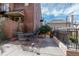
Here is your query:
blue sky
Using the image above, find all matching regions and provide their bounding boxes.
[41,3,79,22]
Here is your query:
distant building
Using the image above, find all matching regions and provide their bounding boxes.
[47,20,71,30]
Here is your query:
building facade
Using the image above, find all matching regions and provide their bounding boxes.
[0,3,41,38]
[47,20,70,30]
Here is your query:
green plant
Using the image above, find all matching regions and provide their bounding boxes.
[0,17,9,44]
[69,35,77,43]
[39,25,52,34]
[0,31,8,41]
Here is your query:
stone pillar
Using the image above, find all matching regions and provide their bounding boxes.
[76,25,79,44]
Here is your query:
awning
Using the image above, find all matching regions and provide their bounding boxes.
[5,11,24,17]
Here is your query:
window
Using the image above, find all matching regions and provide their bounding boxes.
[1,3,9,12]
[13,3,24,11]
[25,3,29,6]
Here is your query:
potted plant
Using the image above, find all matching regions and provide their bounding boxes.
[39,25,52,38]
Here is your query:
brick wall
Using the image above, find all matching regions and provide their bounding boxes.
[23,3,41,32]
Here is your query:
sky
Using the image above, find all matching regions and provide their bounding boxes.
[41,3,79,23]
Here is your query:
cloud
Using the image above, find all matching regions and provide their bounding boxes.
[50,9,63,16]
[41,7,48,14]
[41,3,73,16]
[41,3,79,22]
[41,3,79,16]
[41,6,63,16]
[64,4,79,15]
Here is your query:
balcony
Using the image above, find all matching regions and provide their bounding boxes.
[5,6,24,17]
[5,11,24,17]
[5,7,24,16]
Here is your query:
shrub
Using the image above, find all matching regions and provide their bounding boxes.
[39,25,52,34]
[0,31,8,41]
[69,35,77,43]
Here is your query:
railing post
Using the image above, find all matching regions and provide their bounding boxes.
[76,26,78,51]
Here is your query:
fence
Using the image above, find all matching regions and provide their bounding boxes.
[53,29,79,51]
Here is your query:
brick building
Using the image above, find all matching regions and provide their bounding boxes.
[0,3,41,38]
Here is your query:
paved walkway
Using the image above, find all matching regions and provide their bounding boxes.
[0,38,65,56]
[39,38,65,56]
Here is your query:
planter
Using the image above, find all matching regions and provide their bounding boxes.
[39,25,52,36]
[47,32,51,35]
[38,34,46,38]
[46,35,50,38]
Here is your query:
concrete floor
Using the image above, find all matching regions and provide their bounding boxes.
[0,38,65,56]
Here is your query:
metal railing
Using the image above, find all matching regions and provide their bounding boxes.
[53,29,79,51]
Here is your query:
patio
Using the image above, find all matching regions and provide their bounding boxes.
[0,37,65,56]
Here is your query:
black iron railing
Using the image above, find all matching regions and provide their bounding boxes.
[53,29,79,51]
